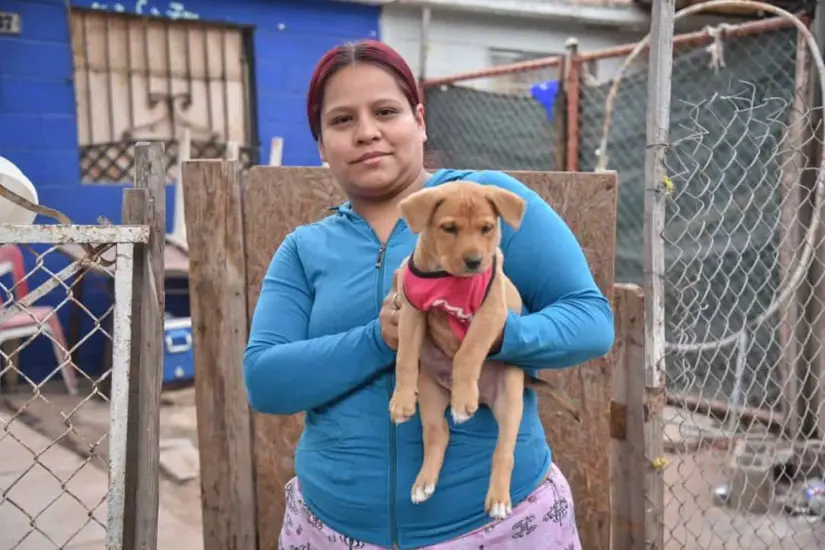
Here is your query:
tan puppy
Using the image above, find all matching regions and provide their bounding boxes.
[388,180,580,520]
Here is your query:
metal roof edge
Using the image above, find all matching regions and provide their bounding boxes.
[334,0,650,30]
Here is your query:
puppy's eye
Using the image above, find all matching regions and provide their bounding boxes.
[481,224,494,235]
[440,224,458,234]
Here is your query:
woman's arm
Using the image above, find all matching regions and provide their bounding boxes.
[468,170,615,370]
[243,230,396,415]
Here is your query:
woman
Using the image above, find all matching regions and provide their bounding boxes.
[244,40,613,550]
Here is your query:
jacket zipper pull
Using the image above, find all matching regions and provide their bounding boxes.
[375,245,387,268]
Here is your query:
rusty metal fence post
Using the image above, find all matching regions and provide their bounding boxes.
[565,44,582,173]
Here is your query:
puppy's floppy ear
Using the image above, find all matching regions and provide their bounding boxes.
[400,187,443,234]
[485,187,526,230]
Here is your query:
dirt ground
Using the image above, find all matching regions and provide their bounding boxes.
[4,383,825,550]
[0,419,203,549]
[1,382,204,548]
[662,450,825,549]
[662,408,825,550]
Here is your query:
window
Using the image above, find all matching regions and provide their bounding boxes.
[70,9,257,183]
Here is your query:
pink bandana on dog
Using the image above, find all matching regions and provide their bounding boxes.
[402,253,497,340]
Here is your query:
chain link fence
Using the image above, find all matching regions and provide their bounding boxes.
[589,18,804,412]
[599,5,825,546]
[423,6,825,547]
[661,10,823,550]
[422,57,564,171]
[423,15,804,410]
[0,224,145,548]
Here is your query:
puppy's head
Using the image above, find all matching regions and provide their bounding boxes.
[400,181,526,276]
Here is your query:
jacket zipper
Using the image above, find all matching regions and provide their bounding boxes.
[346,206,401,549]
[375,240,399,549]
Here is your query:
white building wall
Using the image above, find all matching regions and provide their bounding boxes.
[379,5,647,90]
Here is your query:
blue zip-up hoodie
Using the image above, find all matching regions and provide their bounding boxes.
[244,169,614,549]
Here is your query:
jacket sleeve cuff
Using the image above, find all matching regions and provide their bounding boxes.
[371,318,397,363]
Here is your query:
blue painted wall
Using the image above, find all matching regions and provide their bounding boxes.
[0,0,380,383]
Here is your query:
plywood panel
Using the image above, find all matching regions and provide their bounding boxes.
[242,167,618,550]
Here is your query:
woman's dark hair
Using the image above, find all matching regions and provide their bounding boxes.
[306,40,421,141]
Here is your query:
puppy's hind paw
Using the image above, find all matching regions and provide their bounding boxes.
[389,390,417,424]
[487,500,512,520]
[411,482,436,504]
[485,492,513,520]
[485,477,513,520]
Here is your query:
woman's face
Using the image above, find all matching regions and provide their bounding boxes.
[318,63,427,201]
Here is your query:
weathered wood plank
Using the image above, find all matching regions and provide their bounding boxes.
[642,1,675,547]
[122,141,166,550]
[611,283,646,550]
[182,159,258,550]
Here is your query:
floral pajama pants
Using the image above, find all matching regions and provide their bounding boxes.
[278,462,582,549]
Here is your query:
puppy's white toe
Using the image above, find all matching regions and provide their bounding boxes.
[411,483,435,504]
[489,502,512,520]
[451,411,471,424]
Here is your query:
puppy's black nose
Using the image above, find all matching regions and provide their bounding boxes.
[464,255,483,271]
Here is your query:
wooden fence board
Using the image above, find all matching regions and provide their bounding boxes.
[182,159,258,550]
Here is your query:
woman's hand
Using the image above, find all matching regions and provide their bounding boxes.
[379,291,453,364]
[379,289,402,350]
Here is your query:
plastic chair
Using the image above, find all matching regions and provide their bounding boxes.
[0,244,78,394]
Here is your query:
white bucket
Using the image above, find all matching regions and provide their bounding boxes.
[0,156,39,225]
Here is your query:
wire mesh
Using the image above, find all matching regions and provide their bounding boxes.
[423,60,563,171]
[578,48,650,282]
[0,239,122,549]
[590,22,806,411]
[598,4,825,548]
[663,23,825,550]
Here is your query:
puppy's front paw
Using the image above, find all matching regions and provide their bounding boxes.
[389,389,417,424]
[450,380,479,424]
